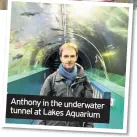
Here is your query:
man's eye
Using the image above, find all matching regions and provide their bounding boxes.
[64,55,68,58]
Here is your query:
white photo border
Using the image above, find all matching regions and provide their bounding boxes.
[2,0,133,134]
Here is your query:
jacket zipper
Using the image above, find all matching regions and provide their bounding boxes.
[66,83,69,126]
[67,86,69,97]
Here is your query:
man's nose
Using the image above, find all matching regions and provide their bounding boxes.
[68,56,71,61]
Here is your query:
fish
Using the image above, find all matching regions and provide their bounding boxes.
[20,12,40,17]
[50,28,63,31]
[46,42,56,45]
[12,54,23,60]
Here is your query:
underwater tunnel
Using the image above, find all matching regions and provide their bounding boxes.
[7,2,128,129]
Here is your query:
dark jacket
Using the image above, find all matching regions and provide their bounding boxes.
[40,63,93,127]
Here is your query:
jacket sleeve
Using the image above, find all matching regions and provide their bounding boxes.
[84,76,94,128]
[83,122,94,128]
[84,76,93,98]
[40,74,53,96]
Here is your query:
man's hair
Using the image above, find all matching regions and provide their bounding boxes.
[59,43,79,57]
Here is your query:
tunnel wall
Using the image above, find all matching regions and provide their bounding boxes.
[9,2,129,77]
[6,68,48,124]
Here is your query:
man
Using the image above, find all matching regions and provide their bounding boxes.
[40,43,93,127]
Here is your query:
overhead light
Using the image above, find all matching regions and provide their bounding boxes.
[102,51,116,57]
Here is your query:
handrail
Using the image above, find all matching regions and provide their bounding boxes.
[90,81,111,99]
[8,67,48,83]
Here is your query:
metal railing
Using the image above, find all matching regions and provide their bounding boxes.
[90,81,111,99]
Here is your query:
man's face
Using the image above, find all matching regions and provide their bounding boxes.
[60,48,78,70]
